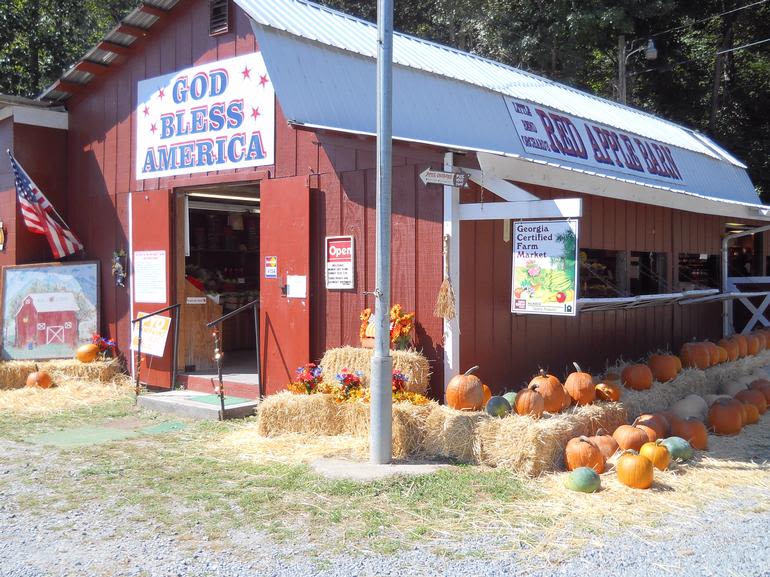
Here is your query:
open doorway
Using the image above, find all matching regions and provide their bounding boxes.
[174,184,261,388]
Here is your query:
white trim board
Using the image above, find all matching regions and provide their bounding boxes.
[458,198,582,221]
[0,106,68,130]
[478,152,770,220]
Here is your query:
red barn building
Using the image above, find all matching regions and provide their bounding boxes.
[2,0,770,398]
[15,292,80,348]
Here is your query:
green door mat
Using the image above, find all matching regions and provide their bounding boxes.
[186,394,254,406]
[28,421,186,448]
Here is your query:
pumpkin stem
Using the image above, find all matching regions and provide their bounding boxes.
[538,368,547,377]
[572,362,582,373]
[464,365,480,376]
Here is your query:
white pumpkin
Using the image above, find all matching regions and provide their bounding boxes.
[704,394,731,406]
[719,379,750,396]
[671,394,708,421]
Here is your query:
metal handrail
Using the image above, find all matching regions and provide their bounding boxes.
[131,304,181,400]
[206,299,261,416]
[206,298,259,328]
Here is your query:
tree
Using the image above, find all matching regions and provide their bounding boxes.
[0,0,138,98]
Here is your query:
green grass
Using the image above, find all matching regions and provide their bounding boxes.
[0,397,540,556]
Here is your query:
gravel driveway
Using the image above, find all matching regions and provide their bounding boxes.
[1,439,769,577]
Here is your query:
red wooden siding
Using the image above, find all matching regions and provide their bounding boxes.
[459,183,743,394]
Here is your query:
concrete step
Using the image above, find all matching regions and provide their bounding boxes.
[137,390,258,420]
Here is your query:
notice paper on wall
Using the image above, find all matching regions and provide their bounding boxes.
[286,275,307,299]
[134,250,167,303]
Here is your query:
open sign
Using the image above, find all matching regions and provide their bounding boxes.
[325,236,354,289]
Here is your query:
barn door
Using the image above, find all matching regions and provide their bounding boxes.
[130,189,173,389]
[260,176,311,394]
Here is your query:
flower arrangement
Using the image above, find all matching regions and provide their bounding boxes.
[92,333,118,358]
[359,308,372,341]
[333,368,364,401]
[359,304,415,350]
[389,304,415,350]
[287,363,323,395]
[112,249,127,288]
[391,370,408,393]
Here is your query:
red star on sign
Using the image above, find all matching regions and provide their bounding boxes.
[157,87,165,100]
[250,106,260,120]
[150,123,158,134]
[142,105,150,116]
[242,66,252,79]
[259,74,270,88]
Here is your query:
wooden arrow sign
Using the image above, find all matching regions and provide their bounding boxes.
[419,168,469,188]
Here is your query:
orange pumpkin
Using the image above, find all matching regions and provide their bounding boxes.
[634,414,669,439]
[749,379,770,404]
[25,370,53,389]
[634,422,658,443]
[648,354,679,383]
[514,387,545,419]
[595,381,621,402]
[734,334,749,358]
[734,389,768,414]
[752,331,767,351]
[703,342,721,366]
[717,338,739,362]
[715,346,729,364]
[680,342,710,369]
[621,364,653,390]
[564,436,605,473]
[747,335,761,356]
[528,369,566,413]
[616,450,654,489]
[741,401,760,425]
[75,343,100,363]
[564,363,595,406]
[640,440,671,471]
[446,366,484,411]
[588,428,619,460]
[658,409,683,432]
[707,398,743,435]
[671,417,708,450]
[612,424,650,452]
[482,384,492,407]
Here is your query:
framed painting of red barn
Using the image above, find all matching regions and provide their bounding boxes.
[2,261,100,360]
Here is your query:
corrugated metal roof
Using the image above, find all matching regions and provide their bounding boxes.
[38,0,182,103]
[246,10,762,209]
[237,0,732,164]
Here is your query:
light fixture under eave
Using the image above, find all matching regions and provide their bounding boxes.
[187,192,260,203]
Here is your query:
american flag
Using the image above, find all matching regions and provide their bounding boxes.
[8,150,83,259]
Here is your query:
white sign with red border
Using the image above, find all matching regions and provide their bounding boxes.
[325,236,355,290]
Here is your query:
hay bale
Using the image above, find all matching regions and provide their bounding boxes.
[0,358,124,390]
[254,391,436,459]
[256,392,344,437]
[475,403,628,476]
[319,346,431,395]
[0,375,132,415]
[422,405,487,463]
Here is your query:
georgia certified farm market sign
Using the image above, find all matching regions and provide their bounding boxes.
[506,99,686,185]
[135,53,275,180]
[512,220,578,317]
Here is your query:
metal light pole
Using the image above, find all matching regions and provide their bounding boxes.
[617,35,657,105]
[370,0,394,464]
